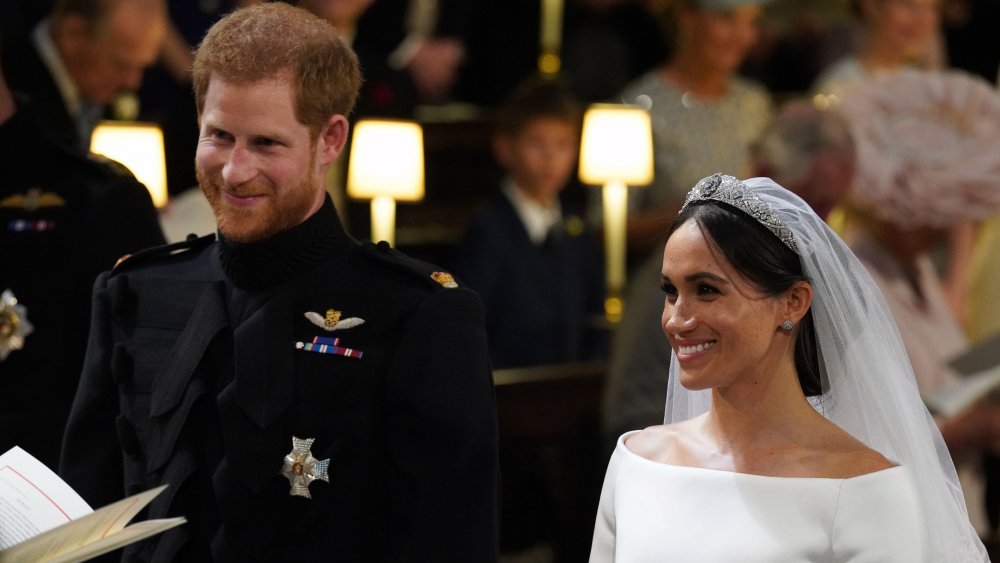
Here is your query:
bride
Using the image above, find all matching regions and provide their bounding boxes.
[590,174,987,562]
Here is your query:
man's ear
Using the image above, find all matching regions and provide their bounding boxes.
[317,114,350,166]
[783,281,813,326]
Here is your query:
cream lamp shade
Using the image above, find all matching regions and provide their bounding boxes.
[578,104,653,322]
[89,120,168,208]
[579,104,654,186]
[347,119,425,247]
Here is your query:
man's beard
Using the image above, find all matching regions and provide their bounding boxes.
[196,163,320,244]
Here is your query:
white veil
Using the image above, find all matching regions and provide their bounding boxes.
[663,176,988,561]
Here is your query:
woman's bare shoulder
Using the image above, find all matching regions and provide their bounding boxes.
[807,425,896,478]
[623,419,703,465]
[826,443,895,477]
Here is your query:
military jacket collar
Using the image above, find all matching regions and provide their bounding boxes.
[218,197,352,289]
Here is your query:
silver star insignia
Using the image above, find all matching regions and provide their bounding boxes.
[280,436,330,499]
[0,289,33,361]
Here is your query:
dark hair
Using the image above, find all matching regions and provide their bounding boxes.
[667,201,824,396]
[494,77,581,138]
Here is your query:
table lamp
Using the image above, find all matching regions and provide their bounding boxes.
[89,121,168,208]
[579,104,654,322]
[346,119,424,247]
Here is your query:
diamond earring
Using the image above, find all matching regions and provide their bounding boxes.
[782,320,794,330]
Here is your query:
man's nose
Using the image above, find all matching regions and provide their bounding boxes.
[222,143,257,185]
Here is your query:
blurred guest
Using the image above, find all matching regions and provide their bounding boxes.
[601,97,843,446]
[453,78,605,370]
[300,0,417,117]
[353,0,471,104]
[751,99,855,220]
[813,0,973,323]
[813,0,942,96]
[1,0,167,149]
[614,0,772,255]
[0,55,165,469]
[838,69,1000,536]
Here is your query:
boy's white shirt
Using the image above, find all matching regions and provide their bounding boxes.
[501,177,562,246]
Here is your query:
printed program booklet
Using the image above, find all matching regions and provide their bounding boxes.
[924,331,1000,417]
[0,446,185,563]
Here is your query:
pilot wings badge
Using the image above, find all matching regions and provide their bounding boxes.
[304,309,365,332]
[0,289,33,361]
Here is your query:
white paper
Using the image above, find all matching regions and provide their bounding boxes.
[0,447,184,563]
[925,366,1000,418]
[0,447,92,550]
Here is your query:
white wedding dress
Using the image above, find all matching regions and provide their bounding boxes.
[590,432,922,562]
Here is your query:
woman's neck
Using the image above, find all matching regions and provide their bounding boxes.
[663,57,729,99]
[700,352,820,458]
[857,34,909,73]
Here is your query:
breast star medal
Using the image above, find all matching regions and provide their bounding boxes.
[0,289,33,361]
[304,309,365,332]
[280,436,330,499]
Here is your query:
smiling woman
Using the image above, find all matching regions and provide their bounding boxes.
[659,197,821,397]
[589,174,988,562]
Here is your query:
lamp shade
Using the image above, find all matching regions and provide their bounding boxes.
[579,104,654,186]
[347,119,424,202]
[90,121,168,207]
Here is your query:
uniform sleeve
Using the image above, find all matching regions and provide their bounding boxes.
[59,271,125,508]
[383,287,499,560]
[831,469,922,562]
[589,444,623,563]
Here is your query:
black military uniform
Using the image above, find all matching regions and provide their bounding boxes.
[60,198,499,561]
[0,97,164,469]
[1,33,86,148]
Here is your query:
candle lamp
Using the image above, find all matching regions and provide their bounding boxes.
[578,104,654,322]
[346,119,425,247]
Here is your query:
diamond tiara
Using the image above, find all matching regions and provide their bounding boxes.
[681,173,799,252]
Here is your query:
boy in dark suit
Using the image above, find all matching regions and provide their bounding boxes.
[453,78,605,370]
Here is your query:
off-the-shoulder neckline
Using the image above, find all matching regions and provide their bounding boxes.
[617,430,903,482]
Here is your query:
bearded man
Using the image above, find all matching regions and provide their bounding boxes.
[60,4,498,561]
